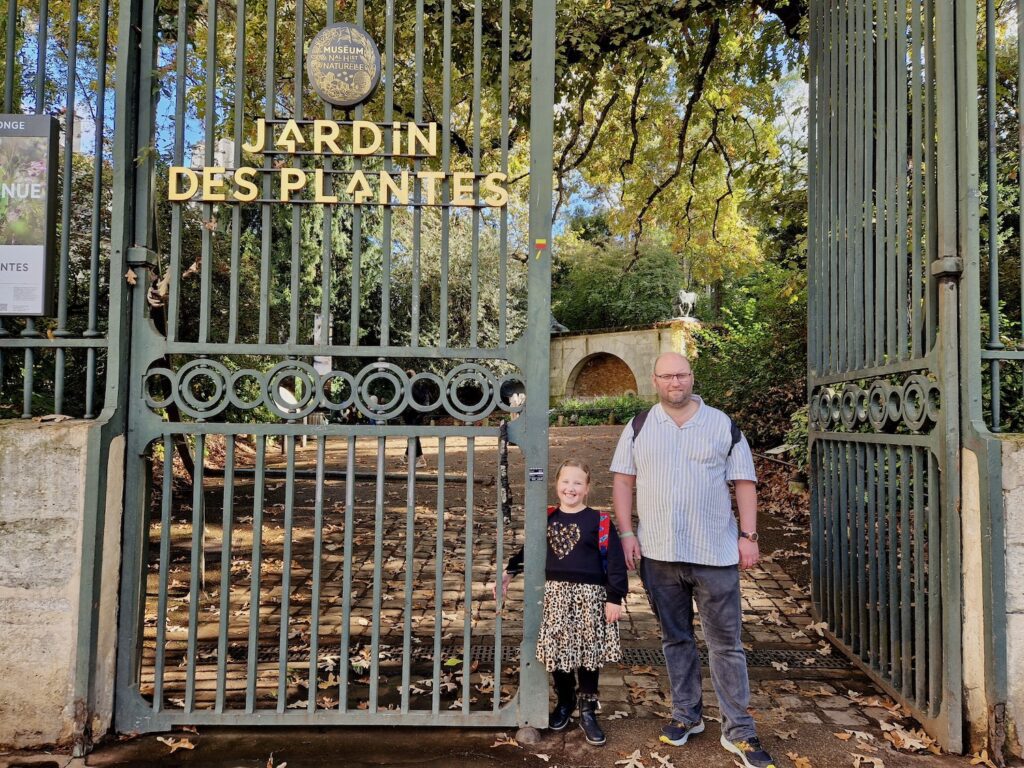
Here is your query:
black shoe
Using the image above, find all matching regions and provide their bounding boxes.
[548,700,573,731]
[578,695,606,746]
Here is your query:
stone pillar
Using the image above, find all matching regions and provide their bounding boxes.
[1002,439,1024,758]
[0,420,123,749]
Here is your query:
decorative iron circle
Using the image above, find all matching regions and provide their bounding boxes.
[901,375,930,432]
[176,359,230,419]
[445,363,499,421]
[885,386,902,426]
[307,23,382,108]
[406,372,445,413]
[143,367,176,410]
[353,362,406,421]
[228,369,265,410]
[840,384,862,429]
[926,382,941,423]
[319,370,356,411]
[498,375,526,413]
[816,389,834,429]
[829,391,842,426]
[867,381,890,431]
[265,361,320,420]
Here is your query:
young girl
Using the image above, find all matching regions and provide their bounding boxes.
[497,460,628,746]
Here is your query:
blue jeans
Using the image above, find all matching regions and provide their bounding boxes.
[640,558,756,741]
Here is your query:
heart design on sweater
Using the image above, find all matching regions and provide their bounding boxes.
[548,520,580,559]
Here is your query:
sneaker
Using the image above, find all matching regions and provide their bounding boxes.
[720,734,777,768]
[659,718,705,746]
[415,455,427,469]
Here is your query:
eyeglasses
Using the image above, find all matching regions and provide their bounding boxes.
[654,373,693,382]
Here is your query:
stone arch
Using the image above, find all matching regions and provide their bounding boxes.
[566,352,639,399]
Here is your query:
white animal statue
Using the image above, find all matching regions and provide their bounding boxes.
[675,289,698,318]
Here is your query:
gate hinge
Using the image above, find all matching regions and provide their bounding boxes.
[127,246,159,269]
[930,256,963,279]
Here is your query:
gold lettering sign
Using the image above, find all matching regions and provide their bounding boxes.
[307,24,382,108]
[169,120,509,208]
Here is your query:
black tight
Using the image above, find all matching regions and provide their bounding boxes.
[552,667,600,697]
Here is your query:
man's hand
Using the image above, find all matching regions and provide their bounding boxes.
[738,537,759,569]
[621,536,643,571]
[493,571,513,599]
[605,602,622,623]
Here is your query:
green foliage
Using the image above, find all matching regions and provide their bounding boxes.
[785,404,809,473]
[552,230,684,330]
[550,393,654,426]
[692,262,806,447]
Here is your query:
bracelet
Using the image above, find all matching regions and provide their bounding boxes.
[619,531,636,539]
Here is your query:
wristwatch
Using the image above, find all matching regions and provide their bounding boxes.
[739,530,759,543]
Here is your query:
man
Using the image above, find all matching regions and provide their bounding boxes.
[610,352,776,768]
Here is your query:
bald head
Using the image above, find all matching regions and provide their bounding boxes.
[653,352,691,376]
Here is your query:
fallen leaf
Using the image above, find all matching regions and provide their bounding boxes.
[125,268,137,285]
[607,710,631,720]
[490,735,520,748]
[786,753,813,768]
[156,736,195,754]
[971,749,998,768]
[534,754,550,762]
[775,729,797,740]
[771,661,789,672]
[649,751,675,767]
[614,749,646,768]
[834,732,853,741]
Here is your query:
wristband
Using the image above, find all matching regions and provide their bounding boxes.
[619,531,636,539]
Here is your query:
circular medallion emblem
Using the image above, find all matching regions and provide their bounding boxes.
[307,24,382,108]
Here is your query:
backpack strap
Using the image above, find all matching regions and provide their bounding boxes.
[727,418,742,457]
[634,406,743,456]
[598,511,611,574]
[630,408,652,442]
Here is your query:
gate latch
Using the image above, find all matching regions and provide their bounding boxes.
[930,256,963,280]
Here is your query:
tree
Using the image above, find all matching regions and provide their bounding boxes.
[552,223,685,331]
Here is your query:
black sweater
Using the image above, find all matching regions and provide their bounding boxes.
[506,506,628,605]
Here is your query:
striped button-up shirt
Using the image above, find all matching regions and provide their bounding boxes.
[609,398,757,566]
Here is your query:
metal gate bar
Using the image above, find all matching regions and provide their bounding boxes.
[115,0,555,732]
[129,429,526,724]
[808,0,962,750]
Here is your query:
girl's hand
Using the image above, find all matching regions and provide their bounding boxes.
[493,571,513,599]
[605,602,621,623]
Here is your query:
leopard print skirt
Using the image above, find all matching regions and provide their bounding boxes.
[536,581,622,672]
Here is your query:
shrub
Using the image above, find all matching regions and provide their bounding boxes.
[550,394,654,426]
[692,264,806,448]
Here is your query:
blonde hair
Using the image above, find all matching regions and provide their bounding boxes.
[555,459,592,485]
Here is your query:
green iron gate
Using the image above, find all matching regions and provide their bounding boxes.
[113,0,555,731]
[808,0,963,751]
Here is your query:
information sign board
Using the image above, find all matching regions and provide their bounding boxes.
[0,114,58,316]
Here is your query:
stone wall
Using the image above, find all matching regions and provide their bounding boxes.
[1003,439,1024,757]
[549,321,699,404]
[0,420,122,749]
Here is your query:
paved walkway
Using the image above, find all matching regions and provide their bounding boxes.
[2,427,1009,768]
